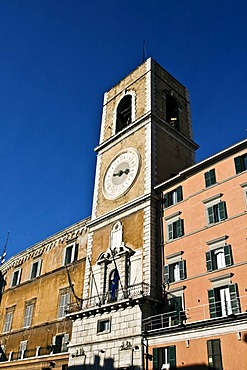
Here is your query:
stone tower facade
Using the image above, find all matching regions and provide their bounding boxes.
[68,58,198,369]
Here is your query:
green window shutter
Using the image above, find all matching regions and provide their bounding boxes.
[179,260,186,280]
[169,345,176,369]
[164,193,169,208]
[153,348,159,370]
[168,223,173,240]
[229,283,240,314]
[224,244,233,266]
[234,156,242,174]
[74,244,79,261]
[206,251,213,271]
[210,169,216,185]
[176,186,183,202]
[176,219,184,237]
[207,206,214,224]
[205,171,211,187]
[207,340,223,369]
[164,265,169,284]
[207,340,213,368]
[219,201,227,221]
[208,289,217,318]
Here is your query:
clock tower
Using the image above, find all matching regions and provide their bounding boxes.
[68,58,198,369]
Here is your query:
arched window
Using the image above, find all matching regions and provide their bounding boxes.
[109,268,119,301]
[116,95,132,133]
[166,95,179,131]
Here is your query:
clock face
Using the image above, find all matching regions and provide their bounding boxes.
[103,148,140,200]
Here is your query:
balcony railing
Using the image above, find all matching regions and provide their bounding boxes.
[0,345,67,363]
[143,294,247,333]
[67,282,156,314]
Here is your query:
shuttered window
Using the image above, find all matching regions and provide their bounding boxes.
[23,303,34,327]
[234,154,247,174]
[58,291,70,318]
[164,260,186,284]
[153,346,176,370]
[207,339,223,369]
[168,219,184,240]
[206,245,233,271]
[164,186,183,208]
[3,311,13,333]
[208,283,240,318]
[205,169,216,187]
[207,201,227,224]
[52,333,69,354]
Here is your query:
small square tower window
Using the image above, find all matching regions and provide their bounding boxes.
[97,318,110,334]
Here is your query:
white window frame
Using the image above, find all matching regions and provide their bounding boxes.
[11,268,21,287]
[165,212,183,241]
[203,194,227,225]
[63,243,78,265]
[52,333,69,354]
[58,290,70,318]
[3,310,14,333]
[97,318,111,334]
[206,235,232,271]
[240,182,247,208]
[164,251,185,284]
[30,259,42,279]
[18,340,27,360]
[23,302,34,328]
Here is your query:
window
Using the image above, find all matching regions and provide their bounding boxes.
[58,290,70,318]
[63,243,78,265]
[3,310,14,333]
[11,269,21,287]
[23,302,35,327]
[241,183,247,208]
[164,186,183,208]
[234,153,247,173]
[206,245,232,271]
[164,260,186,284]
[0,272,6,302]
[108,269,119,302]
[167,219,184,241]
[208,283,240,318]
[30,260,41,279]
[207,339,223,370]
[166,94,180,131]
[207,201,227,224]
[97,318,111,333]
[116,95,132,133]
[18,340,27,360]
[0,345,7,361]
[153,346,176,370]
[205,169,216,187]
[52,333,69,354]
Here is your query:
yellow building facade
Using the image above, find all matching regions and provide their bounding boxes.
[0,218,89,370]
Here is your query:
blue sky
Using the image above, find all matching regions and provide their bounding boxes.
[0,0,247,259]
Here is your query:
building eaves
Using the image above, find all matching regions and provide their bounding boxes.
[154,138,247,191]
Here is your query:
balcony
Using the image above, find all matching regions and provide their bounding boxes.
[67,282,158,315]
[143,293,247,333]
[0,346,68,363]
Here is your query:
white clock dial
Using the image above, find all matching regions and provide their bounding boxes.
[103,148,140,200]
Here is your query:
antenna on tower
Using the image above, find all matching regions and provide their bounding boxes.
[0,232,9,265]
[142,41,147,62]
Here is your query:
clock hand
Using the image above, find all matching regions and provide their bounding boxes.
[113,168,130,177]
